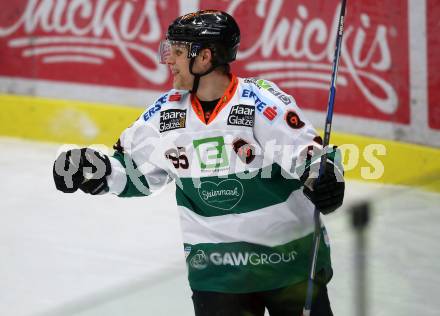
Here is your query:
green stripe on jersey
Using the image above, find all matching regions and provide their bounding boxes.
[185,229,331,293]
[112,151,151,197]
[176,163,302,217]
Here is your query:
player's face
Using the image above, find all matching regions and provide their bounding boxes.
[166,44,193,90]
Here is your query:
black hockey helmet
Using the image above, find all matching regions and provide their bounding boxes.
[159,10,240,65]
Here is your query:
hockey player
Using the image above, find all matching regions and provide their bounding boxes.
[53,10,344,316]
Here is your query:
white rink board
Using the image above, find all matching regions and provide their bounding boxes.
[1,137,439,316]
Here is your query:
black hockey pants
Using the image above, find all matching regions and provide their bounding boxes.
[191,283,333,316]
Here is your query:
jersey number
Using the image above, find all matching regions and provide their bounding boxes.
[165,147,189,169]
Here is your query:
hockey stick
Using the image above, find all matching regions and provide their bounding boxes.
[302,1,347,315]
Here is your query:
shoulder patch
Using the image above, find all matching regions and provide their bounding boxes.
[168,91,182,102]
[244,77,292,105]
[285,110,305,129]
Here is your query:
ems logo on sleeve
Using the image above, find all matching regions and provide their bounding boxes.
[159,109,187,133]
[285,110,305,129]
[227,104,255,127]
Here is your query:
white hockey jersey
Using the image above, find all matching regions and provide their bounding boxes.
[106,75,338,293]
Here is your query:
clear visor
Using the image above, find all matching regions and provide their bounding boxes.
[158,40,192,64]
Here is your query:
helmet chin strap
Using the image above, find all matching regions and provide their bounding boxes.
[189,58,221,94]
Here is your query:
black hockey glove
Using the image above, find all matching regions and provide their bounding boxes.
[53,148,111,195]
[301,161,345,215]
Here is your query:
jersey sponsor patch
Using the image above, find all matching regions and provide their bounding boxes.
[193,136,229,171]
[159,109,187,133]
[143,94,168,122]
[189,250,209,270]
[188,248,298,270]
[263,105,279,121]
[227,104,255,127]
[233,138,256,164]
[285,110,305,129]
[168,92,182,102]
[244,78,292,105]
[198,179,244,211]
[241,89,283,124]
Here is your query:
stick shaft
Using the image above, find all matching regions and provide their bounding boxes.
[302,1,347,314]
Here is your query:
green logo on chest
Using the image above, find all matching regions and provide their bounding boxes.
[193,136,229,170]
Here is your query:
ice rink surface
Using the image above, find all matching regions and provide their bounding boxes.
[1,137,439,316]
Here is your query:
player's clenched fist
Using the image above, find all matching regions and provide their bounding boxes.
[53,148,111,195]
